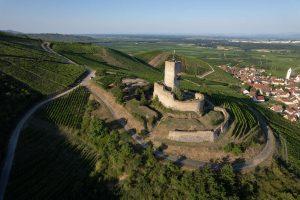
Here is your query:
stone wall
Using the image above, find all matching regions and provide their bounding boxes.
[153,82,204,113]
[169,130,217,142]
[164,61,181,89]
[213,106,230,134]
[167,106,230,143]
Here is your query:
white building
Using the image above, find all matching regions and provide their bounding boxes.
[286,68,292,80]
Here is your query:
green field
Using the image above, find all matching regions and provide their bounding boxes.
[103,41,300,78]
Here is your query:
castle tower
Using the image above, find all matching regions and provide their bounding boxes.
[286,68,292,80]
[164,60,181,90]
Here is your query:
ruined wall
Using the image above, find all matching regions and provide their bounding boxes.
[167,106,230,143]
[153,83,204,113]
[164,61,181,89]
[168,130,217,142]
[213,106,230,134]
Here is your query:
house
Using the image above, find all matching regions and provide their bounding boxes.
[284,107,296,116]
[253,95,265,102]
[270,105,283,113]
[242,89,250,95]
[279,96,298,106]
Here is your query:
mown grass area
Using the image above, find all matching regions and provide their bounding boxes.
[52,42,162,82]
[0,32,85,94]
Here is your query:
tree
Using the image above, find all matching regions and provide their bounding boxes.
[89,118,109,137]
[140,91,148,106]
[173,88,184,101]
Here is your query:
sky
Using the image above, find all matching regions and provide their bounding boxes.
[0,0,300,35]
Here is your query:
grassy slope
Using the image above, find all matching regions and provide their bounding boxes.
[53,42,162,82]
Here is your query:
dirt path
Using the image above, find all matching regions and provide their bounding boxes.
[148,52,169,67]
[196,62,215,79]
[86,82,144,132]
[0,44,276,200]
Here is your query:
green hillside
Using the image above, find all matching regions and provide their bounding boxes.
[53,42,162,82]
[0,32,85,167]
[28,33,97,43]
[135,50,165,62]
[0,32,85,94]
[135,50,212,76]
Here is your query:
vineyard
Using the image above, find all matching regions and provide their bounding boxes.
[211,95,260,143]
[5,86,101,199]
[0,32,85,94]
[53,42,162,82]
[255,105,300,173]
[40,87,90,129]
[5,127,100,200]
[0,71,42,166]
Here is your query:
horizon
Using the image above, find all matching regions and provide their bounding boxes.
[1,0,300,35]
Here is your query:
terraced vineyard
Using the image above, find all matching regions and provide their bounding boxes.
[255,105,300,174]
[0,32,85,94]
[212,95,260,142]
[40,87,90,129]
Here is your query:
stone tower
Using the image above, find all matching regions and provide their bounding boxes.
[164,60,181,90]
[286,68,292,80]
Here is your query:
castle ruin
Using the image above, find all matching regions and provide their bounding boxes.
[153,60,205,113]
[152,58,229,142]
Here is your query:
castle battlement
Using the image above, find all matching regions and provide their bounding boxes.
[153,82,204,113]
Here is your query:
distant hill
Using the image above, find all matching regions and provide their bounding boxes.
[135,50,211,76]
[28,33,98,43]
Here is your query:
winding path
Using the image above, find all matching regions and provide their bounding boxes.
[196,62,215,79]
[41,44,276,171]
[0,44,276,199]
[0,48,93,200]
[89,83,275,171]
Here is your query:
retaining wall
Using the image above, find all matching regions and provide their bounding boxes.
[153,83,204,113]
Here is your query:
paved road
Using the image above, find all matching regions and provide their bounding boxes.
[41,42,76,65]
[0,65,93,200]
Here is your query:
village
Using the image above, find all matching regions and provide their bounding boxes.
[220,65,300,122]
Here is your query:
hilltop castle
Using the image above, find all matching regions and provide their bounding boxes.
[153,60,205,113]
